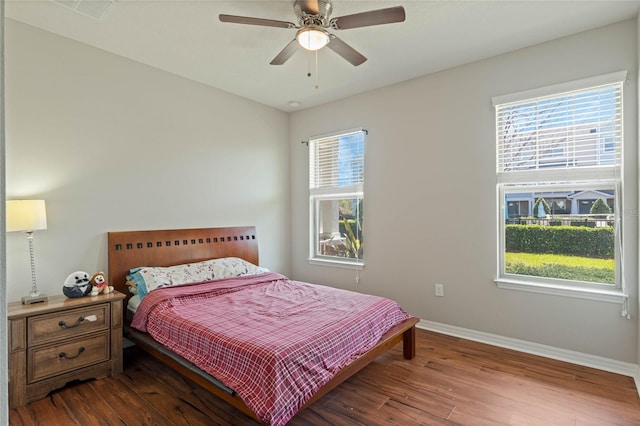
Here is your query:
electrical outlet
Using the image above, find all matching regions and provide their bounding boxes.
[435,283,444,297]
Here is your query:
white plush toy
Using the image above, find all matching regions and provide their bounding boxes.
[63,271,93,298]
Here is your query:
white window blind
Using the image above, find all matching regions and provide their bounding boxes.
[495,77,624,183]
[309,129,365,192]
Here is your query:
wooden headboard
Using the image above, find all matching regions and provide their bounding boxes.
[107,226,258,303]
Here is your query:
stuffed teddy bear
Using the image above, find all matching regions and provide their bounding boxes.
[125,279,138,295]
[63,271,93,298]
[90,271,114,296]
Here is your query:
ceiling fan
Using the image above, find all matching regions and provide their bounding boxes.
[219,0,406,66]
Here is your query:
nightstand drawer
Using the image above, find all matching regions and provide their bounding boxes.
[28,331,110,383]
[28,303,109,346]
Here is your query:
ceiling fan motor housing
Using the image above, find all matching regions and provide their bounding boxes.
[294,0,333,26]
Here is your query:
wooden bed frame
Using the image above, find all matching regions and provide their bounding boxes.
[108,226,419,424]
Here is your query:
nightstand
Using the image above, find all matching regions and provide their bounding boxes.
[7,291,126,408]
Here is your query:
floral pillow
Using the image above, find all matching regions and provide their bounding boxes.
[126,257,269,300]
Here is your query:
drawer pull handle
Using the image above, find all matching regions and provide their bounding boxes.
[59,347,85,360]
[58,316,85,328]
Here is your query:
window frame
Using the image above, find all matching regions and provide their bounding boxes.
[493,72,626,303]
[308,128,365,269]
[497,181,620,296]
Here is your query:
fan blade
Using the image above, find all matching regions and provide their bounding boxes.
[219,14,296,29]
[327,35,367,66]
[270,40,299,65]
[330,6,405,30]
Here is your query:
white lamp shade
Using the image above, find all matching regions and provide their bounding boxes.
[6,200,48,232]
[296,28,330,51]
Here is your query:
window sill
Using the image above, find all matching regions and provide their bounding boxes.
[308,258,364,270]
[495,278,626,303]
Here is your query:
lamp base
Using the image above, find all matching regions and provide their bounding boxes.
[22,294,48,305]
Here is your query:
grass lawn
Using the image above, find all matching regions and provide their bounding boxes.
[505,252,615,284]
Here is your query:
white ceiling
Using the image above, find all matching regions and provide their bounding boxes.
[6,0,640,112]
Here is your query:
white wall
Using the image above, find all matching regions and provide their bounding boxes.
[290,20,639,363]
[1,4,8,424]
[5,19,290,302]
[637,11,640,371]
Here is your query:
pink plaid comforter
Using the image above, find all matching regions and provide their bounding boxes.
[131,272,411,425]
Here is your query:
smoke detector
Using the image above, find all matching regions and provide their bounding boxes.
[53,0,117,20]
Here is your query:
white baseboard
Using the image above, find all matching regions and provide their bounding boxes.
[418,320,640,393]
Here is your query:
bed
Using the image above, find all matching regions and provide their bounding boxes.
[108,226,419,425]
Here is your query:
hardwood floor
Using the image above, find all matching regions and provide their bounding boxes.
[10,329,640,425]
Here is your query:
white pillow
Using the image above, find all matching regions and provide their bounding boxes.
[127,257,268,299]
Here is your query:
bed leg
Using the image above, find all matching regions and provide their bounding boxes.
[402,326,416,359]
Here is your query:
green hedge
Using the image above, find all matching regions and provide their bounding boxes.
[505,224,613,258]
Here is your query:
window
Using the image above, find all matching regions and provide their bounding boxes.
[309,128,365,267]
[494,72,625,298]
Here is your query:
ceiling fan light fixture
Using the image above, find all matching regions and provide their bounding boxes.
[296,27,330,51]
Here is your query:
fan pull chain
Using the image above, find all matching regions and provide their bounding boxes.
[315,51,319,90]
[305,52,320,91]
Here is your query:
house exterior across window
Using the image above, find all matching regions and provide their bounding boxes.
[493,72,626,302]
[308,128,365,268]
[506,190,614,219]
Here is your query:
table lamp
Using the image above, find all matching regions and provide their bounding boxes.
[7,199,49,304]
